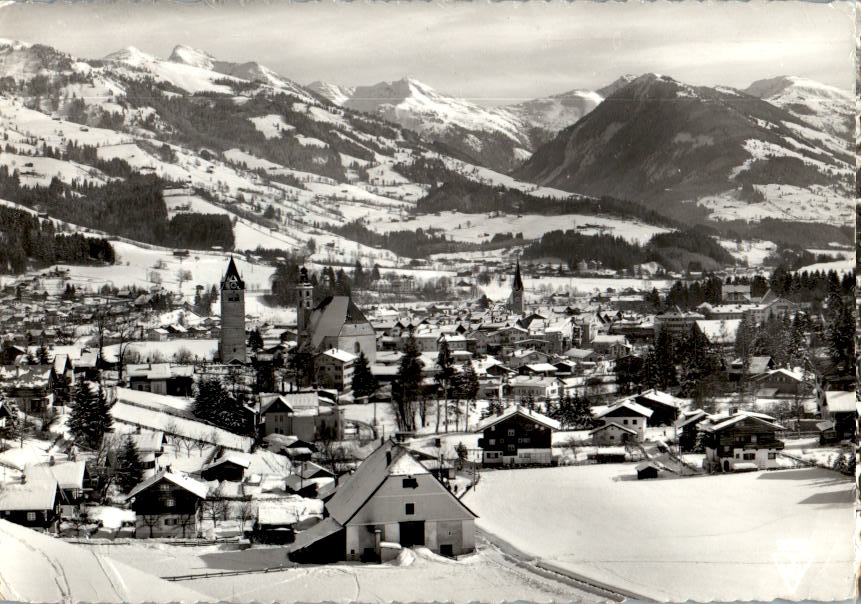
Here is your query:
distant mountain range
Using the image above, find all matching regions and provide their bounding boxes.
[515,73,853,224]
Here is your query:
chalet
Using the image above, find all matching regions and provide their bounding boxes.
[589,334,630,360]
[127,471,208,538]
[475,405,560,466]
[589,421,639,446]
[199,453,250,482]
[593,400,653,442]
[263,434,316,460]
[126,363,194,396]
[630,389,681,426]
[728,356,774,382]
[699,410,785,472]
[0,365,54,415]
[816,390,855,444]
[26,460,93,515]
[289,440,477,563]
[675,409,711,452]
[314,348,356,391]
[253,496,324,544]
[507,375,559,402]
[750,368,805,397]
[722,283,751,303]
[0,478,61,531]
[743,290,796,324]
[258,391,340,442]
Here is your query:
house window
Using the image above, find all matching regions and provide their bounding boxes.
[507,429,515,437]
[165,497,176,507]
[354,342,361,353]
[622,419,628,425]
[27,512,36,521]
[160,483,171,491]
[165,518,177,526]
[490,426,495,432]
[632,419,637,425]
[768,452,777,460]
[750,434,758,444]
[405,503,415,515]
[525,424,533,431]
[743,453,755,461]
[609,435,614,440]
[402,478,418,489]
[507,444,515,451]
[488,439,495,445]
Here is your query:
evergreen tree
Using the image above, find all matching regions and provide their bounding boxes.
[652,327,677,390]
[351,351,378,400]
[67,382,113,450]
[116,434,143,493]
[827,295,855,376]
[435,339,455,432]
[248,328,264,351]
[393,328,422,432]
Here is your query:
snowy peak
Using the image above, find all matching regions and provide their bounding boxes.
[596,74,638,97]
[505,87,603,136]
[103,46,159,67]
[744,75,852,103]
[0,40,75,80]
[167,44,216,70]
[306,81,355,106]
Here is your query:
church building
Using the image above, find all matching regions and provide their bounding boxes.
[219,257,247,364]
[296,267,376,364]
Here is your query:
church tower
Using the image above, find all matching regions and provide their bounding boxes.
[219,257,247,364]
[296,267,314,348]
[510,260,524,315]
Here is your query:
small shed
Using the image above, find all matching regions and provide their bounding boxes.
[635,461,660,480]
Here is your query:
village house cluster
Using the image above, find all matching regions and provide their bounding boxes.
[0,256,854,566]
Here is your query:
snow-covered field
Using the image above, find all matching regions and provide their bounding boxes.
[464,465,854,602]
[370,211,669,245]
[697,185,852,227]
[95,539,602,603]
[0,520,213,603]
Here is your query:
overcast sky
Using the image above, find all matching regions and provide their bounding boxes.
[0,1,854,104]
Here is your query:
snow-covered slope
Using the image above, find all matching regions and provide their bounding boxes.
[307,80,356,106]
[0,519,213,603]
[505,88,603,140]
[743,75,854,141]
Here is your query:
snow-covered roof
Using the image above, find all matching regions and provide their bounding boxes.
[473,405,560,432]
[823,390,854,413]
[595,400,654,419]
[701,411,785,433]
[127,470,209,500]
[256,496,324,526]
[634,389,681,409]
[25,461,86,490]
[0,479,58,511]
[320,348,357,364]
[524,363,558,373]
[201,452,251,472]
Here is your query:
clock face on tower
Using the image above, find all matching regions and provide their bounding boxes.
[226,276,239,290]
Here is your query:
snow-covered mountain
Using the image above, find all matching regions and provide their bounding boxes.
[505,88,603,144]
[306,80,355,107]
[516,73,854,226]
[743,75,854,141]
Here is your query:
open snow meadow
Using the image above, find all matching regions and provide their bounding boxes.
[464,465,854,602]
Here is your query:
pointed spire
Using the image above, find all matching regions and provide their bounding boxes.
[221,256,244,289]
[512,260,524,292]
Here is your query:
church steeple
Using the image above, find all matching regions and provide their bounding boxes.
[219,256,247,364]
[221,256,245,290]
[510,260,524,315]
[513,261,524,292]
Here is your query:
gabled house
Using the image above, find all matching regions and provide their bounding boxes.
[314,348,356,391]
[593,400,653,442]
[126,364,194,396]
[0,478,61,531]
[474,405,560,466]
[127,471,208,538]
[199,453,250,482]
[26,460,93,515]
[816,390,855,444]
[630,389,681,426]
[750,368,805,397]
[699,410,785,472]
[675,409,711,452]
[290,440,477,563]
[589,421,639,446]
